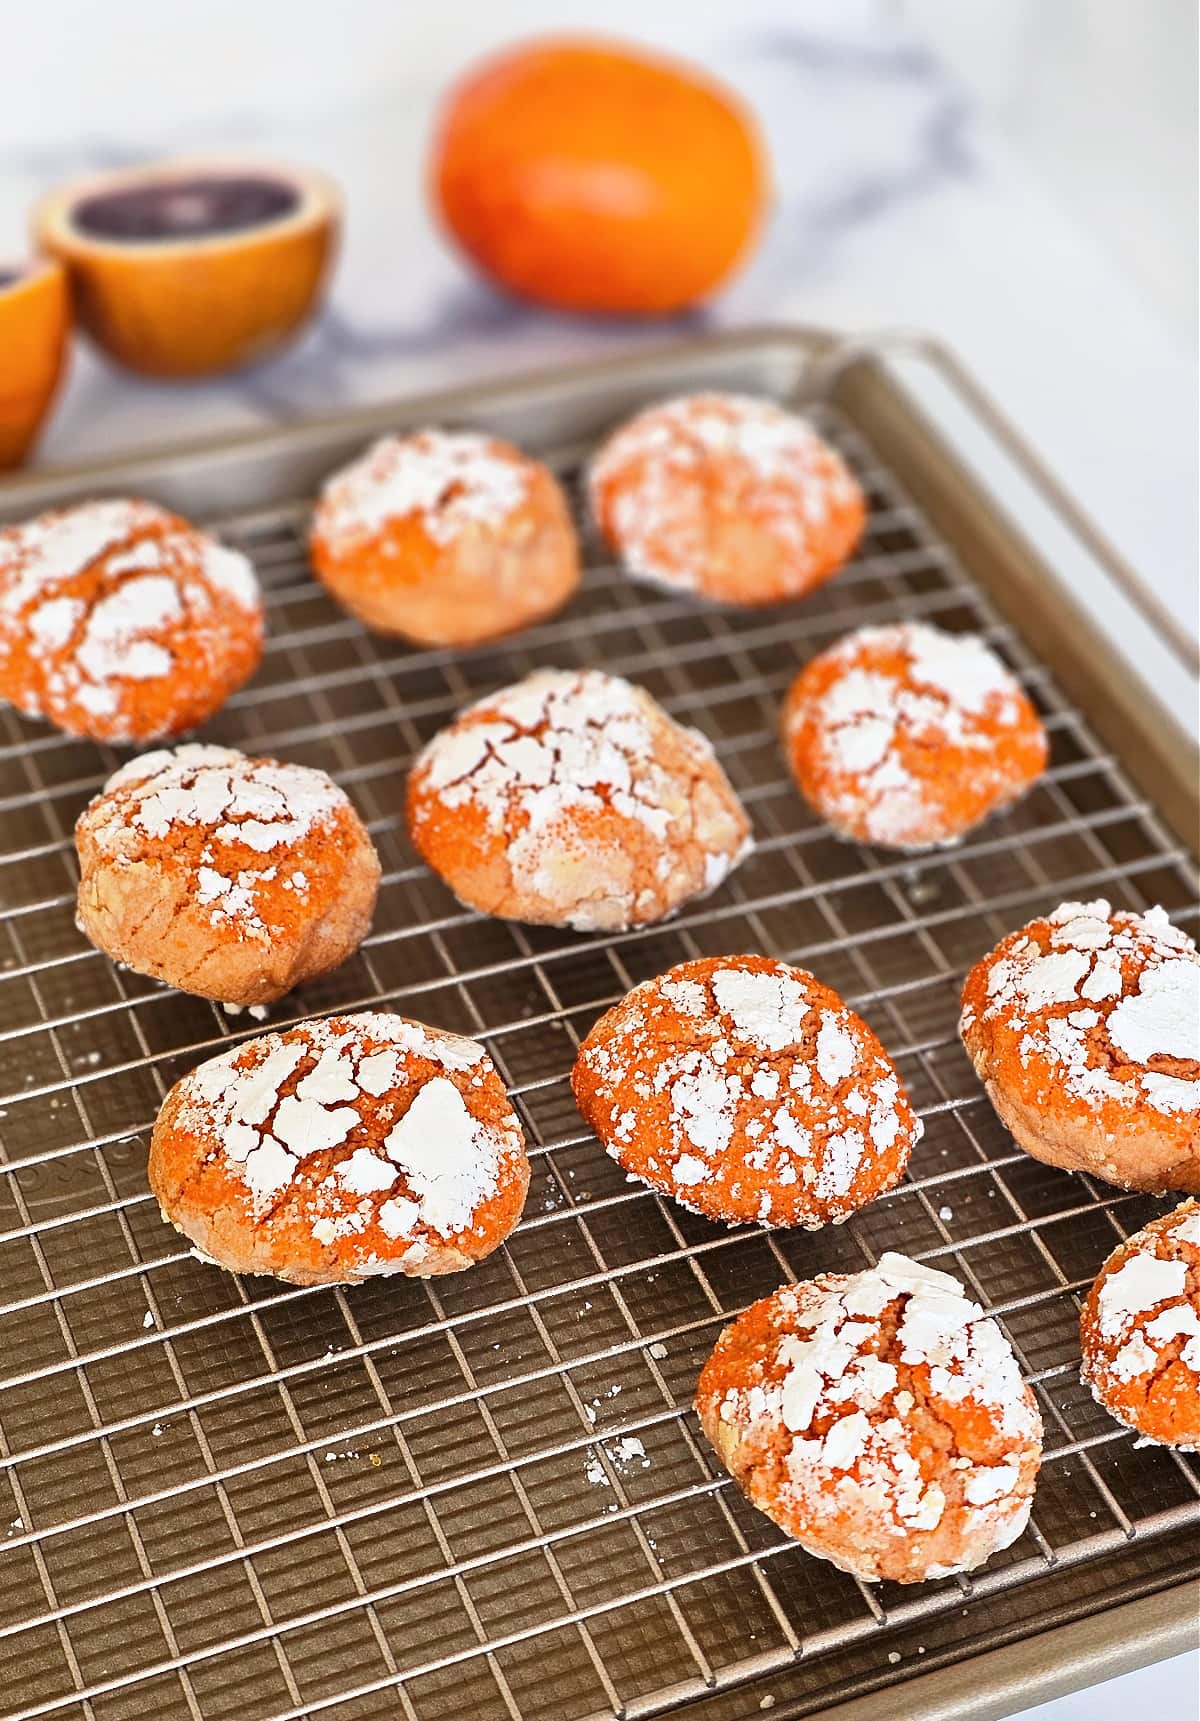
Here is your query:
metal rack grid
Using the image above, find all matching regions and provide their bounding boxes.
[0,395,1196,1721]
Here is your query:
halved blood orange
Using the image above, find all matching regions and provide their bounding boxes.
[33,158,340,378]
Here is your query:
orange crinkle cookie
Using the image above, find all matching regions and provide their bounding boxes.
[406,667,751,931]
[1080,1200,1200,1449]
[782,621,1047,848]
[149,1011,530,1285]
[588,393,865,604]
[695,1252,1043,1584]
[75,744,380,1007]
[572,955,920,1227]
[960,900,1200,1193]
[0,498,263,742]
[310,429,579,647]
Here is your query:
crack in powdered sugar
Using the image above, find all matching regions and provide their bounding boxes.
[315,430,530,551]
[588,393,860,594]
[84,744,348,939]
[969,899,1200,1115]
[411,668,751,931]
[0,499,260,730]
[176,1014,515,1271]
[717,1253,1039,1563]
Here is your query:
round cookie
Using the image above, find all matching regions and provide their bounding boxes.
[588,392,864,605]
[76,744,380,1007]
[782,622,1048,849]
[572,955,920,1226]
[0,498,262,742]
[1080,1200,1200,1449]
[406,667,751,932]
[149,1011,530,1284]
[695,1251,1043,1584]
[960,900,1200,1193]
[310,429,580,647]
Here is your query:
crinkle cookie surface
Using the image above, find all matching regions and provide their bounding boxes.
[696,1251,1043,1583]
[406,667,751,931]
[0,498,262,741]
[149,1011,530,1284]
[1081,1200,1200,1449]
[75,743,380,1006]
[961,899,1200,1192]
[573,955,920,1226]
[589,392,864,603]
[783,622,1047,848]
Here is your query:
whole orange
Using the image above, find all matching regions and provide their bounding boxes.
[430,36,768,315]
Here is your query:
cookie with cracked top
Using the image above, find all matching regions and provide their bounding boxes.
[695,1252,1043,1583]
[310,429,579,647]
[960,899,1200,1193]
[150,1011,530,1284]
[405,667,751,931]
[588,393,864,604]
[75,744,380,1008]
[572,954,920,1226]
[1080,1199,1200,1449]
[782,622,1047,849]
[0,498,262,742]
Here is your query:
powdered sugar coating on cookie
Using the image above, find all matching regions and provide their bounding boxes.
[75,744,380,1006]
[0,499,262,742]
[782,622,1047,849]
[963,901,1200,1117]
[407,668,751,931]
[149,1012,529,1284]
[960,900,1200,1194]
[573,955,920,1226]
[81,745,356,941]
[1080,1201,1200,1449]
[314,431,531,552]
[589,393,864,603]
[695,1252,1042,1583]
[309,432,579,650]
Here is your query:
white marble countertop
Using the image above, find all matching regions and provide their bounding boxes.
[2,3,1196,1714]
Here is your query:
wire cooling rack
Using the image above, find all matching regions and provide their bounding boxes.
[0,376,1197,1721]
